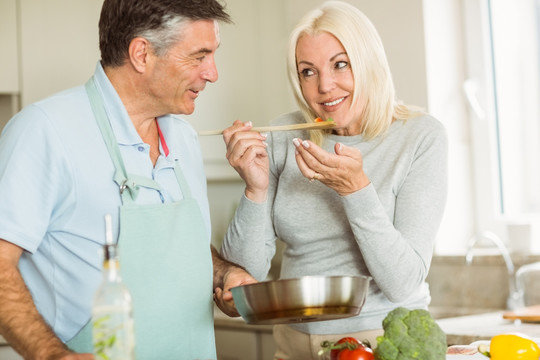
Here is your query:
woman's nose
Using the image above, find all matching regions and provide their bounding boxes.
[318,71,336,93]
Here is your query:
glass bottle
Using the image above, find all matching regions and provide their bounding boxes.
[92,214,135,360]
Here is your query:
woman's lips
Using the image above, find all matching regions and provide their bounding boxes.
[322,97,346,106]
[320,96,347,111]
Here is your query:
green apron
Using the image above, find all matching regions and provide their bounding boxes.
[67,77,216,359]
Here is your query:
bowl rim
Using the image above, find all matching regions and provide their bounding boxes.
[230,274,372,292]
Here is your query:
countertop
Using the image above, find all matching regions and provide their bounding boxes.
[213,306,273,333]
[215,308,540,346]
[3,311,536,351]
[437,311,540,345]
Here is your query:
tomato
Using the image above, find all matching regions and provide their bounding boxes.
[337,345,374,360]
[330,338,361,360]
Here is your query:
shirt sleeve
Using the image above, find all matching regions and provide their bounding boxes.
[0,105,74,252]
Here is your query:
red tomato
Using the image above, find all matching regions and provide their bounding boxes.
[337,345,374,360]
[330,337,361,360]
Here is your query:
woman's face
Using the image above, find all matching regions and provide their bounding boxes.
[296,32,364,135]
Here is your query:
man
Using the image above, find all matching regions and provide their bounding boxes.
[0,0,254,359]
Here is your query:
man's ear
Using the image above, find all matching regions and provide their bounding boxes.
[128,37,150,73]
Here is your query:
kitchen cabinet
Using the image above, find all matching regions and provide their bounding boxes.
[0,346,22,360]
[17,0,102,107]
[0,0,19,94]
[214,309,275,360]
[215,329,275,360]
[0,336,22,360]
[0,95,19,131]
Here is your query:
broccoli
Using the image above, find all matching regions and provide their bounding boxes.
[373,307,447,360]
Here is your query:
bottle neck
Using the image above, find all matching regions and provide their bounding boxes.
[102,244,122,282]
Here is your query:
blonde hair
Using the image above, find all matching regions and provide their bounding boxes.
[287,1,423,145]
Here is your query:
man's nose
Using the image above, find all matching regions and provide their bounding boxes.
[202,57,218,83]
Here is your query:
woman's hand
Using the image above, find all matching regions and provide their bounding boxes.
[223,121,269,202]
[292,138,370,195]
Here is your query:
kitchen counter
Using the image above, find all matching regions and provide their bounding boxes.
[437,311,540,345]
[3,311,535,357]
[214,307,540,346]
[213,307,273,333]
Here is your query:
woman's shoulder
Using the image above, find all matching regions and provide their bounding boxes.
[403,113,443,128]
[394,113,447,138]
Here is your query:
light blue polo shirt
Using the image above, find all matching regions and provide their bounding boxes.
[0,62,211,341]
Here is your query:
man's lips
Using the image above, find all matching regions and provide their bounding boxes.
[188,89,202,99]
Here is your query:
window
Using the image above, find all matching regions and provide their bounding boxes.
[424,0,540,253]
[488,0,540,215]
[463,0,540,252]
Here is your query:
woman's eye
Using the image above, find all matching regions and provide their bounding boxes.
[300,68,315,78]
[335,61,348,70]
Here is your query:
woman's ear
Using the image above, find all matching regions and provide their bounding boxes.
[128,37,150,73]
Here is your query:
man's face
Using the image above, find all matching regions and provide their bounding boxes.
[146,19,220,115]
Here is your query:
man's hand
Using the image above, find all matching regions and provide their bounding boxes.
[213,266,257,317]
[211,246,256,317]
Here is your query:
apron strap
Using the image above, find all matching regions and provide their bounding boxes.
[85,77,161,203]
[172,159,193,199]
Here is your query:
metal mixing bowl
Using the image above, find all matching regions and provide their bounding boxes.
[231,275,371,325]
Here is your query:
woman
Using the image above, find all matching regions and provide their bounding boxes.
[220,1,447,358]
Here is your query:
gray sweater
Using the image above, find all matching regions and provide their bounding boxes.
[221,110,448,334]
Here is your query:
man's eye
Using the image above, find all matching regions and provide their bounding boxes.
[335,61,348,70]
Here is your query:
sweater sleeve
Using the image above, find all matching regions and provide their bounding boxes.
[343,119,448,302]
[220,193,276,281]
[220,113,300,281]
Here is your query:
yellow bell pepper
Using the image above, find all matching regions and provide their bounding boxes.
[485,334,540,360]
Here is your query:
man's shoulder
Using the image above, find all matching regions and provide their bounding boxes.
[6,85,89,132]
[33,85,87,109]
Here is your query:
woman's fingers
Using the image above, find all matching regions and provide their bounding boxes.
[222,121,270,202]
[293,138,370,194]
[293,138,330,177]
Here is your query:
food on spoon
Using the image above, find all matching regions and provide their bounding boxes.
[314,117,333,122]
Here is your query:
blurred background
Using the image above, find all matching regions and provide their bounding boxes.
[1,0,540,358]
